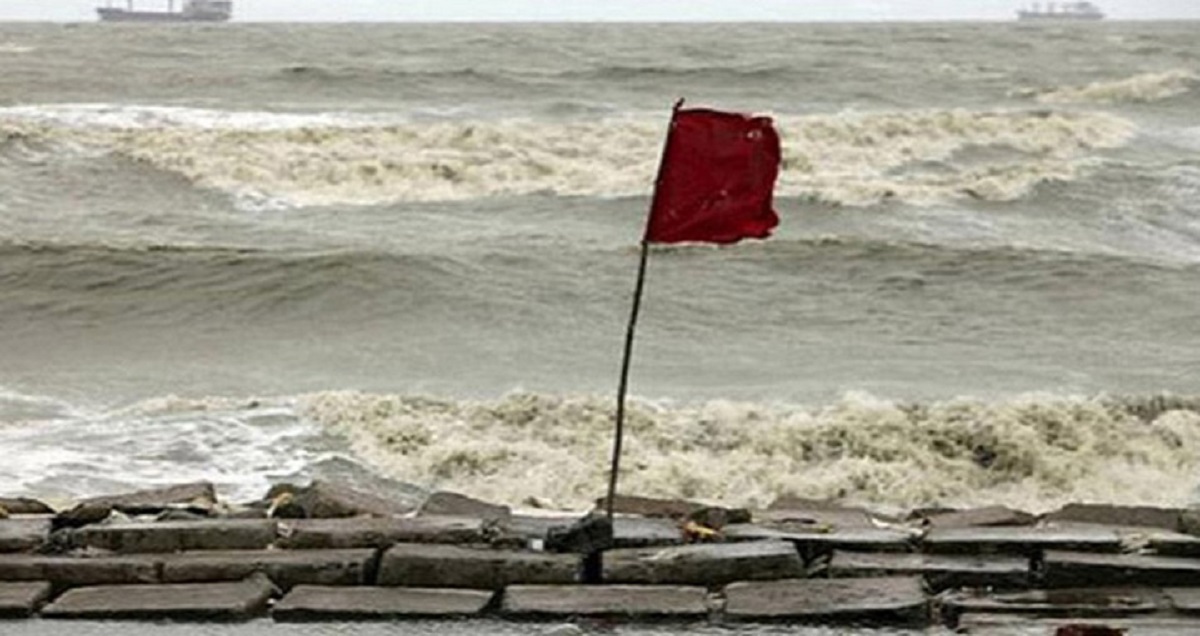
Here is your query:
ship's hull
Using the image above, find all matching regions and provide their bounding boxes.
[97,8,230,22]
[1017,11,1104,21]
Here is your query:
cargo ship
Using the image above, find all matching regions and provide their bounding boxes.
[1017,2,1105,21]
[97,0,232,22]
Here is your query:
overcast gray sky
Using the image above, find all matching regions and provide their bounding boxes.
[3,0,1199,22]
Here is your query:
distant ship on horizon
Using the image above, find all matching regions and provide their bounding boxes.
[1017,2,1105,21]
[97,0,232,22]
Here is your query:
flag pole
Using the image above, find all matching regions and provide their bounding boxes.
[605,98,684,520]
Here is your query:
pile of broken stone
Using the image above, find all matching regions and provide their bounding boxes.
[4,482,1200,633]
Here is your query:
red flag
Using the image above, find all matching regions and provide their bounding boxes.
[644,107,781,244]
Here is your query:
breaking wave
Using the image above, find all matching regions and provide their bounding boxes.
[302,390,1200,513]
[0,104,1133,208]
[1022,69,1198,105]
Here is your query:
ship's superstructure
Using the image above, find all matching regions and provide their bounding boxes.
[1017,2,1105,21]
[97,0,232,22]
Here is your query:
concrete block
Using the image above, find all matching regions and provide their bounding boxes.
[502,584,708,617]
[1044,550,1200,588]
[723,576,928,622]
[1044,504,1183,532]
[916,506,1036,529]
[1145,531,1200,557]
[725,523,915,555]
[0,581,52,618]
[73,519,277,553]
[276,516,488,549]
[1165,587,1200,613]
[502,515,681,549]
[80,482,216,515]
[273,585,494,621]
[419,492,510,522]
[41,574,276,620]
[943,588,1162,618]
[266,481,419,519]
[827,550,1030,591]
[0,499,54,516]
[0,518,51,553]
[603,540,803,586]
[922,525,1121,556]
[955,614,1200,633]
[379,543,580,589]
[161,549,376,590]
[0,554,159,586]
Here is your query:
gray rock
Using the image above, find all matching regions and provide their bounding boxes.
[52,503,113,531]
[827,550,1030,591]
[1043,504,1183,532]
[41,573,276,620]
[265,481,418,519]
[378,543,581,589]
[79,482,217,515]
[273,585,494,621]
[419,491,511,523]
[0,581,52,618]
[0,518,51,553]
[276,516,489,549]
[502,584,709,617]
[161,549,376,590]
[603,540,803,586]
[723,576,928,622]
[72,519,278,553]
[942,587,1161,618]
[0,498,55,516]
[922,525,1122,556]
[1044,550,1200,588]
[724,523,915,557]
[545,513,613,554]
[915,506,1036,529]
[0,554,159,586]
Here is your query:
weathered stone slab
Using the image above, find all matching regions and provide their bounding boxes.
[545,514,613,553]
[1044,550,1200,588]
[265,481,418,519]
[916,506,1036,529]
[73,519,277,553]
[0,581,52,618]
[0,554,159,586]
[161,549,375,590]
[1145,531,1200,557]
[502,584,708,618]
[0,518,51,553]
[753,507,876,530]
[80,482,216,515]
[379,543,580,589]
[922,525,1121,555]
[1165,588,1200,613]
[41,574,276,620]
[1044,504,1183,532]
[0,499,54,516]
[603,540,802,586]
[955,614,1200,633]
[273,585,493,621]
[827,550,1029,591]
[723,576,927,622]
[725,523,915,554]
[501,515,681,549]
[597,495,750,526]
[419,492,510,522]
[276,516,488,549]
[943,588,1162,618]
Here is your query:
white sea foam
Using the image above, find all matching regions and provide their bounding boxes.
[0,104,1134,208]
[302,390,1200,513]
[0,43,35,55]
[1027,69,1198,105]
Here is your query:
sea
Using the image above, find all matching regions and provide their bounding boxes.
[2,20,1200,528]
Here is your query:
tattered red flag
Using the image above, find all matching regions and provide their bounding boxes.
[644,107,781,244]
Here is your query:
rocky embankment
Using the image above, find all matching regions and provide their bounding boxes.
[4,483,1200,632]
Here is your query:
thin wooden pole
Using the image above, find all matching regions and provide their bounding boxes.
[604,99,683,520]
[605,240,650,519]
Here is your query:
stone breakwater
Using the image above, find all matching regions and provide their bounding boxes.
[5,483,1200,632]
